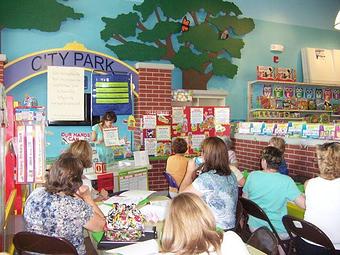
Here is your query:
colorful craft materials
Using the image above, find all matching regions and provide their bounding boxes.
[105,203,145,241]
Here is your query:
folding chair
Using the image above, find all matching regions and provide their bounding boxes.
[13,231,78,255]
[233,199,244,235]
[162,172,179,198]
[239,197,289,253]
[247,226,279,255]
[282,215,337,255]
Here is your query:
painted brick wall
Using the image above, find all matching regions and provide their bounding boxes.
[134,63,174,191]
[0,60,4,84]
[235,138,319,178]
[148,160,168,191]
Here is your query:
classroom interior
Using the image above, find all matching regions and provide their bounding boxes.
[0,0,340,254]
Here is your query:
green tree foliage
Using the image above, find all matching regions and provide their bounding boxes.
[0,0,83,32]
[101,0,255,89]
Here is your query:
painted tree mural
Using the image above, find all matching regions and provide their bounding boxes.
[0,0,83,32]
[101,0,255,90]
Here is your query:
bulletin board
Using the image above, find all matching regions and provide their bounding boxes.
[142,114,172,156]
[91,73,132,116]
[172,106,231,154]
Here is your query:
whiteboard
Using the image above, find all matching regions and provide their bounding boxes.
[47,66,84,121]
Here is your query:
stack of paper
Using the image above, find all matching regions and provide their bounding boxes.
[103,190,156,206]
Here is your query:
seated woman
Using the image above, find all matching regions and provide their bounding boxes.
[24,153,106,255]
[165,137,189,196]
[183,140,245,188]
[66,140,109,201]
[299,142,340,255]
[242,146,305,240]
[180,137,238,230]
[161,192,250,255]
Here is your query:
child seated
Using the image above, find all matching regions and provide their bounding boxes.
[165,138,189,196]
[269,137,288,175]
[243,146,305,240]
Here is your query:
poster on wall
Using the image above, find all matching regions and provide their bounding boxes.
[47,66,84,121]
[143,115,157,129]
[172,106,231,155]
[142,114,172,156]
[91,73,132,116]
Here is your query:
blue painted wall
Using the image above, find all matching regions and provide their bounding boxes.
[1,0,340,157]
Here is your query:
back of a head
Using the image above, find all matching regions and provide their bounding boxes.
[269,137,286,153]
[161,193,222,255]
[222,136,233,150]
[66,140,92,168]
[262,146,283,170]
[172,137,188,154]
[201,136,231,176]
[45,152,84,196]
[316,142,340,180]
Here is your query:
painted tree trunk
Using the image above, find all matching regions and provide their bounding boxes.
[182,69,211,90]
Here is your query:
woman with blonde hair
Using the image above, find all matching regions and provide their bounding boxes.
[66,140,93,168]
[161,193,249,255]
[299,142,340,254]
[180,137,238,230]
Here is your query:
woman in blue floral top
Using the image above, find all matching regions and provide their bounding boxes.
[180,137,238,230]
[24,153,105,255]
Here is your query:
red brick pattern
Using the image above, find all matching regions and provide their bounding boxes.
[134,65,173,190]
[0,61,4,84]
[149,160,168,191]
[235,138,319,178]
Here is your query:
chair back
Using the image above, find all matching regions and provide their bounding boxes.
[247,226,279,255]
[234,199,244,235]
[239,197,288,252]
[13,231,78,255]
[163,172,179,189]
[282,215,337,255]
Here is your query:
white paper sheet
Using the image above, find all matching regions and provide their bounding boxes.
[47,66,84,121]
[140,204,169,222]
[98,203,113,216]
[103,190,155,206]
[105,239,159,254]
[103,127,120,146]
[134,150,150,166]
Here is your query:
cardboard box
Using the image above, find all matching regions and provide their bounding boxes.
[275,67,296,82]
[94,162,107,174]
[257,66,275,80]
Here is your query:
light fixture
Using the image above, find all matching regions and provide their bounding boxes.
[335,11,340,30]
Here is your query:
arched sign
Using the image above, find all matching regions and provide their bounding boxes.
[3,42,139,94]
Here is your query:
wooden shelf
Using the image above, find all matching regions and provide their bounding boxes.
[247,80,340,121]
[253,117,304,120]
[251,109,333,113]
[249,80,340,87]
[172,89,228,107]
